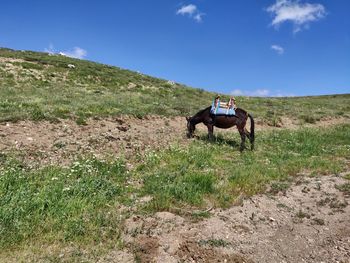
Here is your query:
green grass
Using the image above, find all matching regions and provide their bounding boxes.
[1,48,350,123]
[137,124,350,210]
[0,157,130,249]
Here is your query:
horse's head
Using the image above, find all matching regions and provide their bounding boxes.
[186,116,195,138]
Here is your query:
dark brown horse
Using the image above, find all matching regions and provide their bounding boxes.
[186,106,255,151]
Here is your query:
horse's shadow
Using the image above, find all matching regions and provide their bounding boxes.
[196,134,240,149]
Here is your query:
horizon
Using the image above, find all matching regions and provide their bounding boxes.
[0,0,349,97]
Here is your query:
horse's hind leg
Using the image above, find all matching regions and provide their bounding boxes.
[244,128,251,139]
[244,128,254,150]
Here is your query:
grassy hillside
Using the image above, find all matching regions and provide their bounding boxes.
[0,47,214,122]
[0,47,350,261]
[1,47,349,123]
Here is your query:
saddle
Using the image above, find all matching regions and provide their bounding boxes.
[210,97,236,116]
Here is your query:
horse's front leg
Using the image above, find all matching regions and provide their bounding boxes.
[206,124,214,141]
[238,128,246,152]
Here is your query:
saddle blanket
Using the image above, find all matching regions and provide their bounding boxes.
[210,105,236,116]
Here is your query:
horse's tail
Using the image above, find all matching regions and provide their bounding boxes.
[248,113,255,146]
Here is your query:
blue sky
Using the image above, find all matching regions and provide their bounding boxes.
[0,0,349,96]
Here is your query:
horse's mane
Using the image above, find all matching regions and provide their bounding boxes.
[192,106,211,118]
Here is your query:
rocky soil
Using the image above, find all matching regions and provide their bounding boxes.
[0,116,187,165]
[120,172,350,263]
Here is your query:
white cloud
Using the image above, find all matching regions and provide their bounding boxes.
[231,89,244,96]
[176,4,204,23]
[230,89,270,97]
[274,92,295,97]
[230,88,295,97]
[177,4,197,16]
[266,0,326,33]
[60,47,87,59]
[251,89,270,97]
[44,45,87,59]
[44,43,55,54]
[194,13,204,23]
[271,44,284,54]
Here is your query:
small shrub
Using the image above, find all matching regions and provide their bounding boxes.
[296,210,311,219]
[76,116,87,125]
[31,106,46,121]
[269,182,289,194]
[312,218,325,225]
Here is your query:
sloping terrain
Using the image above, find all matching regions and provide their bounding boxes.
[0,47,350,262]
[1,47,350,123]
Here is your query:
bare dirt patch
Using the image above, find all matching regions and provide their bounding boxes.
[123,173,350,263]
[1,116,348,166]
[0,116,187,165]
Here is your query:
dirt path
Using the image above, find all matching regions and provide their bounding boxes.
[0,116,348,165]
[119,172,350,263]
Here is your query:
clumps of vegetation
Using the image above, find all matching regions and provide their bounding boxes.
[76,116,88,125]
[264,110,283,127]
[300,114,319,124]
[295,210,311,219]
[269,182,290,195]
[12,61,45,70]
[198,238,231,248]
[317,196,348,211]
[190,210,211,221]
[329,199,348,210]
[335,183,350,196]
[312,218,325,225]
[317,197,332,207]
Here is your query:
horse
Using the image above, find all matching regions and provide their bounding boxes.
[186,106,255,151]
